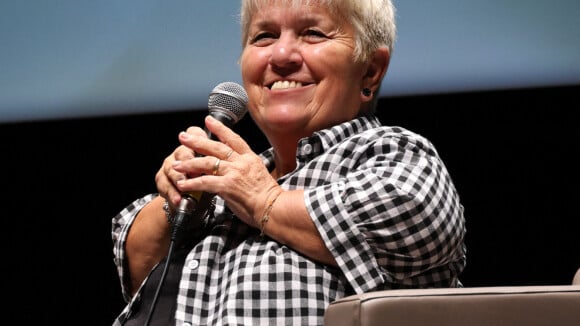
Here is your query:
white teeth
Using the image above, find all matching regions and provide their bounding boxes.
[271,80,303,90]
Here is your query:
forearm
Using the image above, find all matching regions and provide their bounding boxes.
[261,190,337,267]
[125,195,171,295]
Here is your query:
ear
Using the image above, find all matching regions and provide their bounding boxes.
[360,47,390,102]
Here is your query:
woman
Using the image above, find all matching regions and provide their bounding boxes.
[112,0,467,325]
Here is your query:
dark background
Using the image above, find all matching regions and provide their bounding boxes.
[2,84,579,325]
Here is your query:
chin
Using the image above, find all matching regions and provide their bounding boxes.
[264,113,309,133]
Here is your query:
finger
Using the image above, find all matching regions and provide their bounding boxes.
[155,166,183,204]
[174,145,195,161]
[223,148,235,160]
[204,115,253,154]
[173,155,223,177]
[212,158,221,176]
[184,126,208,137]
[170,128,206,161]
[177,126,210,157]
[178,130,236,161]
[173,157,227,200]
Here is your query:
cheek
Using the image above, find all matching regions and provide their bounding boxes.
[240,54,254,82]
[311,45,360,79]
[241,49,269,82]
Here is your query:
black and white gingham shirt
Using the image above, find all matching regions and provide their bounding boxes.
[112,115,466,326]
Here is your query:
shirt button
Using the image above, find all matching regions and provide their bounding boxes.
[303,143,313,155]
[187,259,199,270]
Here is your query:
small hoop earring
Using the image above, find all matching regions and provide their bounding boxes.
[362,88,372,97]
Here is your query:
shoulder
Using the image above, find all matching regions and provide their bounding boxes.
[353,123,439,158]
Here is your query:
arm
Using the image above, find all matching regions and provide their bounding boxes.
[259,189,337,266]
[302,128,467,293]
[111,193,158,302]
[120,126,208,296]
[125,195,171,295]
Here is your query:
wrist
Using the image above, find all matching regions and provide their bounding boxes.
[163,199,175,225]
[259,190,282,237]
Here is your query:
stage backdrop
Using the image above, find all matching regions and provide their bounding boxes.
[1,0,579,124]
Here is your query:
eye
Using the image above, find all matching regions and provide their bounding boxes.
[250,32,278,45]
[303,29,328,41]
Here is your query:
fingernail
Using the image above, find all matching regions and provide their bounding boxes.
[206,115,221,125]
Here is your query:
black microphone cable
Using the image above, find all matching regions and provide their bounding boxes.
[142,82,248,326]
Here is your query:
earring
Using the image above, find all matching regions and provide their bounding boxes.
[362,88,372,97]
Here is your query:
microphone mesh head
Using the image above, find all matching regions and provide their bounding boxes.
[208,82,248,124]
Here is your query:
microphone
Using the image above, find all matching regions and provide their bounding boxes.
[170,82,248,244]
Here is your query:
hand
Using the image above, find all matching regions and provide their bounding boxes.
[155,126,208,207]
[171,115,281,229]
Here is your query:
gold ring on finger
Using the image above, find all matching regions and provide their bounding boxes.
[224,149,234,160]
[212,158,221,176]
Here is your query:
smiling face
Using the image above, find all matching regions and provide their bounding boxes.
[240,2,371,144]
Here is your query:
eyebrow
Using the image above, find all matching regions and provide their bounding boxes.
[251,12,328,31]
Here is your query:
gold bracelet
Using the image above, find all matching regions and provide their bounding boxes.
[260,191,282,237]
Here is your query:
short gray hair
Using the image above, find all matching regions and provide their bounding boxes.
[239,0,397,62]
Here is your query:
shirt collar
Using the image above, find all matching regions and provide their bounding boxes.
[260,115,381,170]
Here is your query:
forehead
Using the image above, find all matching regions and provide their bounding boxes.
[241,0,353,46]
[251,3,327,22]
[248,1,347,30]
[248,0,344,19]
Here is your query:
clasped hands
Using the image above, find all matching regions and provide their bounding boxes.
[156,115,280,230]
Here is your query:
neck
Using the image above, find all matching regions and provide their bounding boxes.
[268,136,300,178]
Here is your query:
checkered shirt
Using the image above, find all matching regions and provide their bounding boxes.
[112,115,467,325]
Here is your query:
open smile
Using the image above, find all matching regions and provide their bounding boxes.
[269,80,312,90]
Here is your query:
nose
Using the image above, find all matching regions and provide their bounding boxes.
[269,33,303,69]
